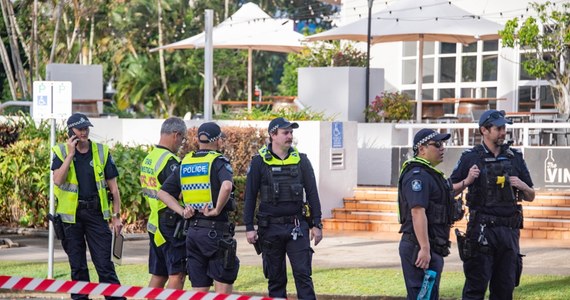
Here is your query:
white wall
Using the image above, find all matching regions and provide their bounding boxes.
[298,67,385,122]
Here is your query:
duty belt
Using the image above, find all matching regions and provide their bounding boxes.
[77,199,99,210]
[265,215,299,224]
[475,213,521,228]
[401,232,451,257]
[190,218,234,234]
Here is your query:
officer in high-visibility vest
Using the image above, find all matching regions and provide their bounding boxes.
[51,113,125,300]
[158,122,238,294]
[140,117,187,289]
[243,117,323,300]
[398,128,457,300]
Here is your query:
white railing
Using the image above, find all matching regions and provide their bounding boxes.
[394,122,570,147]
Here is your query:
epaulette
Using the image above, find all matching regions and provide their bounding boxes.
[219,155,231,163]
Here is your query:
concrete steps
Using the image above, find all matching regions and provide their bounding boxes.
[323,186,570,240]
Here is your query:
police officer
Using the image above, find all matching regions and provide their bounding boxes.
[243,117,323,300]
[451,109,535,300]
[398,128,460,300]
[157,122,238,294]
[140,117,187,289]
[51,113,125,300]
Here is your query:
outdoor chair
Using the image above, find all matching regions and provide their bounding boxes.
[542,113,570,146]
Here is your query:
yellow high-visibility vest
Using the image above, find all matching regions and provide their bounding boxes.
[140,147,180,246]
[52,142,111,223]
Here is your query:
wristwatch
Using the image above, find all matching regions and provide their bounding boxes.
[315,223,324,229]
[112,212,120,218]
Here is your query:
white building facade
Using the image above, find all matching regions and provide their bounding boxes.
[327,0,558,113]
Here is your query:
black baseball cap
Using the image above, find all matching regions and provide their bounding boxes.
[67,113,93,129]
[197,122,225,143]
[413,128,451,151]
[268,117,299,134]
[479,109,513,127]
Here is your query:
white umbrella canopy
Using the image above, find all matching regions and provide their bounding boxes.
[305,0,503,122]
[150,2,305,111]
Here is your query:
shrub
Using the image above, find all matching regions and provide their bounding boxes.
[364,92,413,122]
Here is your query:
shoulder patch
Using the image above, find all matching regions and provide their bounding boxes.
[224,163,234,174]
[170,164,178,172]
[411,179,423,192]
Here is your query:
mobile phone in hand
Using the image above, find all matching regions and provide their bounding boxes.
[68,128,75,138]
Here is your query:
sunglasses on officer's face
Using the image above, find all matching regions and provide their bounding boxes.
[481,111,506,126]
[424,141,444,148]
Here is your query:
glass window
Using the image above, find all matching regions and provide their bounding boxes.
[439,88,455,100]
[440,42,456,54]
[462,56,477,82]
[423,58,434,84]
[439,57,456,82]
[483,40,498,51]
[519,55,533,80]
[540,85,558,108]
[422,89,433,100]
[482,87,497,98]
[518,86,534,112]
[462,42,477,53]
[402,90,415,100]
[402,59,416,84]
[482,55,498,81]
[461,88,477,98]
[403,41,416,57]
[424,42,435,55]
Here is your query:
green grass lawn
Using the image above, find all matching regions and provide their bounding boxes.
[1,261,569,299]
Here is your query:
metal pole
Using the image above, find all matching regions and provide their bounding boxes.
[204,10,214,121]
[47,117,56,278]
[247,48,252,112]
[365,0,373,122]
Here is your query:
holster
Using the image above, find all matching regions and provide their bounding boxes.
[218,238,237,269]
[253,240,262,255]
[173,219,189,240]
[455,228,469,261]
[47,213,65,240]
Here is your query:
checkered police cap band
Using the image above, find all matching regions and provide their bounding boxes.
[67,117,90,129]
[198,131,222,143]
[413,132,438,151]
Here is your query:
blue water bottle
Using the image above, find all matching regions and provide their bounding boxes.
[417,269,437,300]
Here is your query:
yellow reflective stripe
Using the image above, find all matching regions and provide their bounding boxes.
[96,143,105,165]
[58,144,67,158]
[142,188,158,199]
[59,183,79,193]
[147,222,157,233]
[60,213,75,223]
[155,151,172,173]
[96,180,107,190]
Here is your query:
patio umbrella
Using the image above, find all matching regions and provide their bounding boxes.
[305,0,502,122]
[150,2,305,111]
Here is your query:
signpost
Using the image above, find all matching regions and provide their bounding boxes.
[32,81,72,279]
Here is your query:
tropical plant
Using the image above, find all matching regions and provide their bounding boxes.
[278,41,368,96]
[499,1,570,114]
[364,92,413,122]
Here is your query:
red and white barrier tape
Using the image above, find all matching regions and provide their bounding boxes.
[0,275,275,300]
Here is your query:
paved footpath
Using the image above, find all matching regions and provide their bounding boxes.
[2,227,570,275]
[2,227,570,300]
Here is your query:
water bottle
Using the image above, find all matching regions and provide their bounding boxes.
[417,269,437,300]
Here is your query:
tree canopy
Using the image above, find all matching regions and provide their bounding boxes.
[500,1,570,114]
[0,0,337,117]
